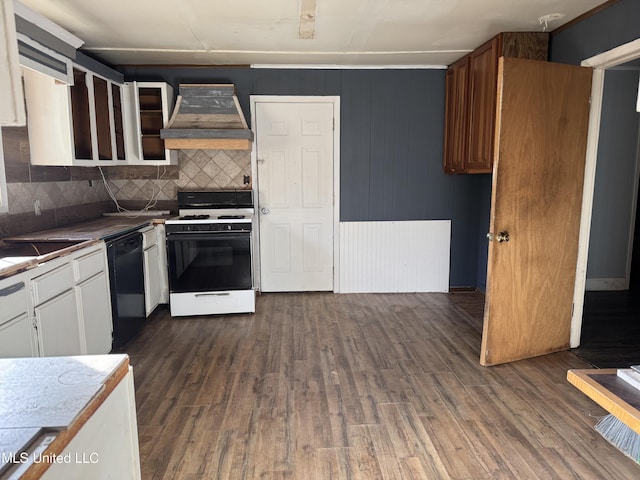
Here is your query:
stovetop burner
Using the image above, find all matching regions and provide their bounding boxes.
[179,214,211,220]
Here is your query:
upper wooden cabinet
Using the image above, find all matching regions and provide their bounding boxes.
[443,57,469,174]
[443,32,549,174]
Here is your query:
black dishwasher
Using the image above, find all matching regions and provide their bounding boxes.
[106,230,146,349]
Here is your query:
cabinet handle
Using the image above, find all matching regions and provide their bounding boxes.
[0,282,25,297]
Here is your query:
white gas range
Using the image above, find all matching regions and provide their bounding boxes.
[165,190,255,317]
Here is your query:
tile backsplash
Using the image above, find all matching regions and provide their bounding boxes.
[7,181,110,215]
[106,149,251,202]
[1,121,253,237]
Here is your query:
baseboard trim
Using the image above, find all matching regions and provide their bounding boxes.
[585,278,627,291]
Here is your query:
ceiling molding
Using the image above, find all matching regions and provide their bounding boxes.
[551,0,619,36]
[251,64,447,70]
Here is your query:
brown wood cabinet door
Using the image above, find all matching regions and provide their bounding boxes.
[480,58,592,366]
[443,58,469,174]
[467,38,499,173]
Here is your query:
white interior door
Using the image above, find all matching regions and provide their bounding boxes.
[255,101,334,292]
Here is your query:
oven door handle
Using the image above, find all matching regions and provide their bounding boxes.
[194,292,231,297]
[166,233,250,242]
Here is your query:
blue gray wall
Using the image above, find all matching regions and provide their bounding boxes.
[121,66,482,287]
[550,0,640,290]
[586,69,640,286]
[550,0,640,65]
[120,0,640,291]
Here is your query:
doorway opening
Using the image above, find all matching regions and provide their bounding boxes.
[571,40,640,367]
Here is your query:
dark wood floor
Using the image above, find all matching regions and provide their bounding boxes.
[574,290,640,368]
[122,291,640,479]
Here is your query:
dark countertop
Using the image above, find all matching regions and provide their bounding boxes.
[0,355,129,479]
[0,215,175,279]
[3,215,173,242]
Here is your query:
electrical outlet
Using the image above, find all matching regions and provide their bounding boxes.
[34,199,41,216]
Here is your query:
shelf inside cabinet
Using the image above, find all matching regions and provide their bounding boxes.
[138,88,163,110]
[140,111,164,134]
[141,136,167,160]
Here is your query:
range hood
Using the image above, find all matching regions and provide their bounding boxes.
[160,84,253,150]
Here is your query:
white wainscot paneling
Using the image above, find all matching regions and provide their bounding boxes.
[339,221,451,293]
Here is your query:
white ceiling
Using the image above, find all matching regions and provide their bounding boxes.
[20,0,607,67]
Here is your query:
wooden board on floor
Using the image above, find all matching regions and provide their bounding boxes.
[567,369,640,435]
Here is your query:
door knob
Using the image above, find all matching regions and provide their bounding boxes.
[487,231,510,242]
[260,207,270,215]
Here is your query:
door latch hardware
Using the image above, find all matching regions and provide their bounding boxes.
[487,231,510,242]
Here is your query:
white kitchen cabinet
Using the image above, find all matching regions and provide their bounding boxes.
[76,272,112,354]
[73,243,113,354]
[0,272,38,357]
[141,225,166,316]
[35,289,83,356]
[30,259,84,357]
[40,367,141,479]
[0,0,25,126]
[23,65,127,166]
[124,81,177,165]
[73,242,113,355]
[0,313,37,357]
[0,242,114,359]
[13,0,83,85]
[143,243,161,316]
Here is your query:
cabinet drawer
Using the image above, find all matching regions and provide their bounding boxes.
[141,227,156,249]
[74,249,105,283]
[31,263,74,306]
[0,280,28,326]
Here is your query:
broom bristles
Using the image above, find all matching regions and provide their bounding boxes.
[595,414,640,463]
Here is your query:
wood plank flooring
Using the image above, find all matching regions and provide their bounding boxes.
[121,291,640,479]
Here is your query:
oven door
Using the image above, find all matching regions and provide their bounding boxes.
[166,232,252,293]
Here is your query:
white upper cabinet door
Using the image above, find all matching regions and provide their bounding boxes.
[123,82,177,165]
[0,0,25,126]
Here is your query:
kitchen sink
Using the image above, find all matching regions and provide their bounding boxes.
[0,241,84,259]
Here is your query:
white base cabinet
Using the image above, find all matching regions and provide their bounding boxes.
[40,367,141,480]
[0,274,37,357]
[35,289,82,357]
[73,243,112,354]
[76,272,112,354]
[0,242,113,358]
[0,313,37,357]
[141,224,168,316]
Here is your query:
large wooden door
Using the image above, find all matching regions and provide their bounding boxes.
[480,58,592,366]
[255,101,334,292]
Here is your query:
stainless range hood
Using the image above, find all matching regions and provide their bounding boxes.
[160,84,253,150]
